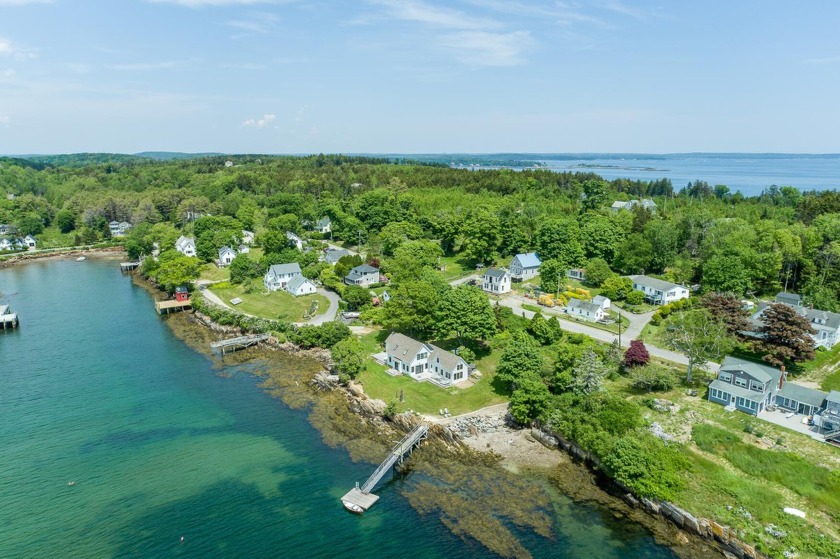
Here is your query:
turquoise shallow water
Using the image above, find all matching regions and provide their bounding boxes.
[0,259,679,558]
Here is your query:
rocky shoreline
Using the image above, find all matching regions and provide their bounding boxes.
[0,245,124,269]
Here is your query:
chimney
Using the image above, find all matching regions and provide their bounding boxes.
[778,365,786,389]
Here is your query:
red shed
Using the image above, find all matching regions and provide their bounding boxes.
[175,286,189,302]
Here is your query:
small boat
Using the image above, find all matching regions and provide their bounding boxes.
[67,481,75,486]
[76,256,86,262]
[342,500,364,514]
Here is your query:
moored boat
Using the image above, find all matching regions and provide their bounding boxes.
[342,500,364,514]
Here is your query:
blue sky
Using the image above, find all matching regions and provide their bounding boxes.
[1,0,839,154]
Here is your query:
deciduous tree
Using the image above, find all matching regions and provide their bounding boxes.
[757,303,816,366]
[663,310,733,383]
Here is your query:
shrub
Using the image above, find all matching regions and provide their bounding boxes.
[602,435,689,500]
[623,339,651,368]
[625,290,645,305]
[629,364,677,392]
[537,294,555,307]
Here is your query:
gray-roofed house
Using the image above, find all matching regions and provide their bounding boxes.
[217,246,237,267]
[627,275,689,305]
[345,264,379,287]
[23,235,37,249]
[776,383,829,417]
[749,292,840,349]
[482,268,511,294]
[566,297,606,322]
[707,356,785,416]
[315,217,332,234]
[0,224,13,235]
[175,236,197,257]
[509,252,542,281]
[109,220,132,237]
[286,231,304,251]
[264,262,302,291]
[611,199,657,212]
[285,275,317,297]
[323,248,350,265]
[241,230,255,245]
[384,332,470,387]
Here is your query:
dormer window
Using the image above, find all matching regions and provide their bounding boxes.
[735,377,747,388]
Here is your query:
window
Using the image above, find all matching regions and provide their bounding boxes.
[737,397,745,408]
[750,381,763,392]
[719,372,732,382]
[735,377,747,388]
[417,352,427,360]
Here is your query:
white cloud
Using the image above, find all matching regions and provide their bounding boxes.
[227,13,280,34]
[368,0,499,30]
[1,68,15,77]
[0,37,37,59]
[439,30,532,66]
[147,0,282,6]
[0,116,10,126]
[241,113,276,128]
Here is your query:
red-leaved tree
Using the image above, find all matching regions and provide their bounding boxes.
[623,339,650,368]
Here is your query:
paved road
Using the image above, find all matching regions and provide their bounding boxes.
[449,274,481,286]
[497,294,720,372]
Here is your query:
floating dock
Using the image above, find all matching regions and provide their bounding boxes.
[210,334,270,355]
[155,299,192,315]
[0,304,18,330]
[341,423,429,513]
[120,261,141,272]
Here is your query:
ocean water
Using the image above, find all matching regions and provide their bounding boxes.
[0,260,678,558]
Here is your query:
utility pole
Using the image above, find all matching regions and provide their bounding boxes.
[556,270,562,300]
[618,310,623,347]
[357,230,362,254]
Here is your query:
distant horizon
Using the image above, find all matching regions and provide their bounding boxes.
[6,151,840,158]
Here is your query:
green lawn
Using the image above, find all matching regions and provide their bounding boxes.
[355,330,510,416]
[556,309,629,335]
[437,255,477,282]
[35,226,77,249]
[210,284,328,322]
[199,263,230,282]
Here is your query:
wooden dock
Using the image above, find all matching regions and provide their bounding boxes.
[155,299,192,315]
[341,423,428,513]
[210,334,270,355]
[0,304,18,330]
[120,261,141,272]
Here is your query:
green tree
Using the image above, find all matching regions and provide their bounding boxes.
[663,310,733,383]
[702,254,750,295]
[55,209,76,233]
[343,285,371,311]
[229,254,262,284]
[379,221,423,256]
[600,275,633,300]
[335,254,364,280]
[534,218,585,268]
[583,258,613,287]
[460,207,501,265]
[496,335,544,389]
[435,285,497,343]
[581,179,609,211]
[538,259,566,296]
[625,290,645,305]
[390,240,443,283]
[602,436,688,500]
[153,251,201,292]
[331,337,366,380]
[581,215,624,262]
[381,280,444,338]
[509,375,552,425]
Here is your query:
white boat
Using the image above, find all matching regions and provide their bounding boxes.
[342,500,364,514]
[76,256,86,262]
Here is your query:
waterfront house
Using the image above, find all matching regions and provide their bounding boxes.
[241,230,255,245]
[217,246,237,267]
[315,217,332,234]
[384,332,470,386]
[748,292,840,350]
[0,238,12,251]
[324,248,350,265]
[286,231,304,251]
[482,268,511,294]
[109,220,131,237]
[566,268,586,282]
[345,264,379,288]
[509,252,541,281]
[285,275,317,297]
[264,262,302,291]
[175,286,190,302]
[627,275,689,305]
[175,236,197,257]
[23,235,36,249]
[566,298,606,322]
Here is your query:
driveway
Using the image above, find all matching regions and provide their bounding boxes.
[308,288,339,325]
[449,274,480,286]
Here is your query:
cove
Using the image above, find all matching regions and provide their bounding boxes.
[0,259,680,558]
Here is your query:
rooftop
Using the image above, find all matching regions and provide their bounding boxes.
[512,252,541,268]
[627,274,685,292]
[268,262,301,276]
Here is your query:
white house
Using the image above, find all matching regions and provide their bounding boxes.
[238,244,250,254]
[217,246,237,267]
[264,262,302,291]
[175,236,197,257]
[241,230,255,245]
[509,252,542,281]
[611,199,657,212]
[482,268,511,294]
[23,235,36,249]
[285,275,317,297]
[566,268,586,281]
[749,292,840,350]
[566,298,607,322]
[109,220,132,237]
[384,332,470,387]
[627,275,689,305]
[0,224,13,235]
[0,238,12,251]
[315,217,332,234]
[286,231,304,251]
[592,295,611,310]
[345,264,380,287]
